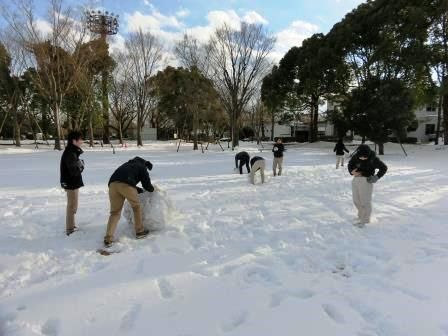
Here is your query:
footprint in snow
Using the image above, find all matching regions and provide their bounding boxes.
[322,304,345,324]
[120,304,141,332]
[157,278,175,299]
[269,289,315,308]
[41,318,61,336]
[221,311,248,333]
[242,266,280,287]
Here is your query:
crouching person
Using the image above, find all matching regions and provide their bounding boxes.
[250,156,266,185]
[235,151,251,174]
[348,145,387,227]
[104,157,154,247]
[60,131,85,236]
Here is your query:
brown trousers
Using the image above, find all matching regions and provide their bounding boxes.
[105,182,144,242]
[66,189,79,233]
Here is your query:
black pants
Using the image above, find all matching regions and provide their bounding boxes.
[236,158,250,174]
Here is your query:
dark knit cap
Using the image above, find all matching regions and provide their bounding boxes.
[357,144,371,157]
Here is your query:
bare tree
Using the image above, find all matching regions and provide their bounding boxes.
[125,29,163,146]
[207,23,275,148]
[174,34,213,77]
[110,52,136,145]
[2,0,89,150]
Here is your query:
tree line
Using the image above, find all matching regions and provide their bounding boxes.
[262,0,448,153]
[1,0,448,152]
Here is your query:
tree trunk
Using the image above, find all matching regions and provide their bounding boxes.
[14,111,21,147]
[435,95,443,145]
[444,90,448,145]
[193,110,199,150]
[118,122,124,145]
[271,110,275,141]
[313,103,319,142]
[102,64,110,145]
[378,142,385,155]
[89,114,94,147]
[53,103,62,150]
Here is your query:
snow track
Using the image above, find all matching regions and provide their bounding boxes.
[1,142,448,335]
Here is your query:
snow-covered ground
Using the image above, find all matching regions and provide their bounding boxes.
[1,141,448,336]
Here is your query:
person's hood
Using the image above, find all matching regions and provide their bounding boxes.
[129,156,153,170]
[356,144,375,159]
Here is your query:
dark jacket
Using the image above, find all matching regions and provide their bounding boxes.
[250,156,264,167]
[109,157,154,192]
[348,148,387,179]
[60,143,84,190]
[235,151,250,174]
[334,141,349,156]
[272,144,285,158]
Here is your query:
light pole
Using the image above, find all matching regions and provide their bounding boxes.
[86,9,119,145]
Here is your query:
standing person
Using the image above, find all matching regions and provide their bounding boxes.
[250,156,266,185]
[104,157,155,247]
[60,131,85,236]
[348,145,388,227]
[334,139,350,169]
[235,151,251,174]
[272,138,285,176]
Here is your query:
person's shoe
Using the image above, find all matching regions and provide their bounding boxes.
[66,226,80,236]
[136,228,150,240]
[104,238,114,248]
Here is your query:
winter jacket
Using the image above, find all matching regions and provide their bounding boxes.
[250,156,265,167]
[60,143,84,190]
[272,144,285,158]
[334,142,349,156]
[348,147,387,179]
[235,152,250,174]
[109,157,154,192]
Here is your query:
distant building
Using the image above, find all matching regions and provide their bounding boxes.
[325,99,443,143]
[261,123,292,139]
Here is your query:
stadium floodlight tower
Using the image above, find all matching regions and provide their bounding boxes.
[85,9,119,145]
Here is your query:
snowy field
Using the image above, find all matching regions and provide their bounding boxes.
[1,141,448,336]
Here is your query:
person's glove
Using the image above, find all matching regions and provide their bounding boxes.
[367,175,379,184]
[273,147,278,152]
[77,160,85,173]
[136,187,144,194]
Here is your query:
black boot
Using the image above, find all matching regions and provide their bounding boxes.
[136,228,150,240]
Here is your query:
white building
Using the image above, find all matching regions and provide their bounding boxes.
[260,123,292,139]
[325,100,443,143]
[406,104,440,143]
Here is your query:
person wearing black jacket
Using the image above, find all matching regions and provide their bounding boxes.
[272,138,285,176]
[334,139,349,169]
[60,131,85,236]
[104,157,155,247]
[250,156,265,184]
[235,151,251,174]
[348,144,388,227]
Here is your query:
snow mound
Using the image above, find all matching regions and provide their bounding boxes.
[123,188,173,231]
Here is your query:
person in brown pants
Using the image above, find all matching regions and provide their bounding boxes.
[60,131,85,236]
[104,157,155,247]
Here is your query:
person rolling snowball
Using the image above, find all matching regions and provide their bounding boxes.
[250,156,266,185]
[334,139,350,169]
[272,138,285,176]
[235,151,251,174]
[60,131,85,236]
[104,157,155,247]
[348,145,388,227]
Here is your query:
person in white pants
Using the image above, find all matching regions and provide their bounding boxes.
[334,139,350,169]
[250,156,265,185]
[348,145,388,227]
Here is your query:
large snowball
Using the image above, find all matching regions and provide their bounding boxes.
[123,188,173,231]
